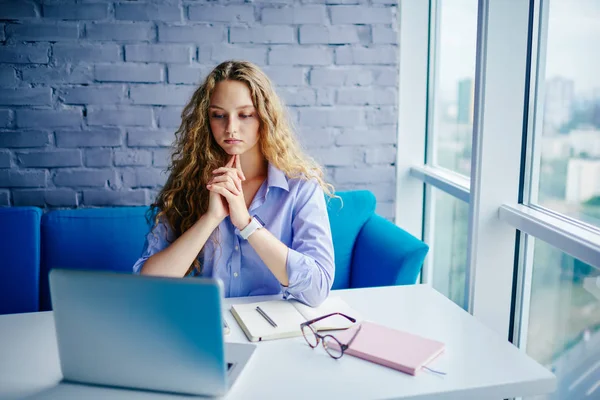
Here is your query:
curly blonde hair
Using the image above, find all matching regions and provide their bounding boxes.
[151,60,334,275]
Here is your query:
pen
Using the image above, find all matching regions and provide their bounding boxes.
[256,306,277,328]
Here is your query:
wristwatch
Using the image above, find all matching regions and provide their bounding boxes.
[239,215,264,240]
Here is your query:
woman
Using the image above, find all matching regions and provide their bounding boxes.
[133,60,335,307]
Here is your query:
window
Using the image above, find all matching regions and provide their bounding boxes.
[429,188,469,309]
[525,239,600,399]
[532,0,600,229]
[430,0,478,176]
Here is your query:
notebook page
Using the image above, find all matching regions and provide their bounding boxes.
[291,297,362,331]
[231,300,306,341]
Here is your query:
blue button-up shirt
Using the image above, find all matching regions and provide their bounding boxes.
[133,163,335,307]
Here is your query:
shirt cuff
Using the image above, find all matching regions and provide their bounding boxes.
[281,248,315,300]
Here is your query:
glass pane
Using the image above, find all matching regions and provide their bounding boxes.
[534,0,600,229]
[525,239,600,399]
[431,0,478,176]
[430,188,469,309]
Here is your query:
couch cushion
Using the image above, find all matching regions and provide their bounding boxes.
[40,207,151,310]
[327,191,376,289]
[0,207,42,314]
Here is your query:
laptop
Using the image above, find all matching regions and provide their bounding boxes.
[48,269,256,397]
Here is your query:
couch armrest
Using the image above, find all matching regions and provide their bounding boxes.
[350,214,429,288]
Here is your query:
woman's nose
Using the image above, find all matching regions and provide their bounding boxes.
[226,116,239,134]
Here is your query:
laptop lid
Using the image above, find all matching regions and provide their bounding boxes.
[49,269,229,396]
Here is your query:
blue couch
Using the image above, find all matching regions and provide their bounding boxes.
[1,190,429,314]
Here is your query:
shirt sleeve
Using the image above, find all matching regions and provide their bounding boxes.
[283,180,335,307]
[132,217,174,274]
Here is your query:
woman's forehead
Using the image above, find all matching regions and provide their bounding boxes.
[210,80,254,108]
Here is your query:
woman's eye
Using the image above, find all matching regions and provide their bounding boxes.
[212,114,225,119]
[240,114,253,119]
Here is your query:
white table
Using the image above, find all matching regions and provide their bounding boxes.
[0,285,555,400]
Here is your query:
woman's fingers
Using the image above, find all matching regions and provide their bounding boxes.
[207,184,235,201]
[212,167,245,187]
[234,154,246,181]
[225,155,235,168]
[208,175,241,195]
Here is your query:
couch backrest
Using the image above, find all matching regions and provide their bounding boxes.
[0,207,42,314]
[37,191,377,310]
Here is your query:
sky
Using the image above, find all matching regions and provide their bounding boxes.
[436,0,600,99]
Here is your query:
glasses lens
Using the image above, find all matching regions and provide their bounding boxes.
[301,324,318,348]
[323,335,343,359]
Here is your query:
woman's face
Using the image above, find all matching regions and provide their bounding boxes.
[209,80,260,156]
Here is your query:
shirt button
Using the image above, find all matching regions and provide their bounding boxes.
[233,272,239,278]
[235,245,239,251]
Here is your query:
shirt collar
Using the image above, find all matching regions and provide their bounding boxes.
[267,163,289,192]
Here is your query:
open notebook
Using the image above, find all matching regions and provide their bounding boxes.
[230,296,361,342]
[334,321,445,376]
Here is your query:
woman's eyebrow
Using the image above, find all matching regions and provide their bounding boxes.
[209,105,255,110]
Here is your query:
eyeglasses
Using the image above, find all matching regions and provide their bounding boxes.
[300,312,362,359]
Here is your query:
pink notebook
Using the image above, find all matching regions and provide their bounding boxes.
[334,321,445,376]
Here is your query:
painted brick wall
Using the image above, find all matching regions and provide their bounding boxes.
[0,0,398,219]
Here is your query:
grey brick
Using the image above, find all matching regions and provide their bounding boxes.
[0,130,49,148]
[365,146,396,164]
[310,146,362,166]
[85,149,112,167]
[59,85,125,105]
[54,169,116,188]
[0,66,18,87]
[127,128,174,147]
[211,46,267,65]
[336,46,398,65]
[16,109,82,128]
[0,45,49,64]
[17,150,82,168]
[376,201,395,219]
[230,26,295,44]
[114,149,152,166]
[0,2,37,18]
[325,0,365,3]
[336,126,396,145]
[0,150,10,168]
[130,85,195,106]
[13,189,78,207]
[0,191,8,206]
[371,66,398,86]
[94,64,162,83]
[366,107,396,125]
[0,109,10,128]
[299,108,364,127]
[125,44,191,63]
[316,88,335,106]
[83,189,147,206]
[0,88,51,106]
[87,107,153,127]
[86,22,154,41]
[372,0,398,4]
[15,109,83,128]
[336,87,397,105]
[330,6,395,24]
[372,26,397,44]
[6,23,79,41]
[115,3,182,22]
[153,149,171,167]
[22,65,93,84]
[43,4,108,20]
[122,168,167,187]
[158,25,224,44]
[56,128,123,147]
[336,166,394,183]
[269,47,332,65]
[156,107,181,128]
[262,6,326,24]
[310,67,373,86]
[262,67,305,86]
[188,5,254,23]
[0,170,46,188]
[300,26,361,44]
[53,44,121,63]
[277,87,315,106]
[297,128,336,148]
[167,65,208,84]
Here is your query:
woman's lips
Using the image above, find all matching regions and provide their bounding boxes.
[224,139,242,144]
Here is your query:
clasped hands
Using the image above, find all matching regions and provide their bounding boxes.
[206,154,252,230]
